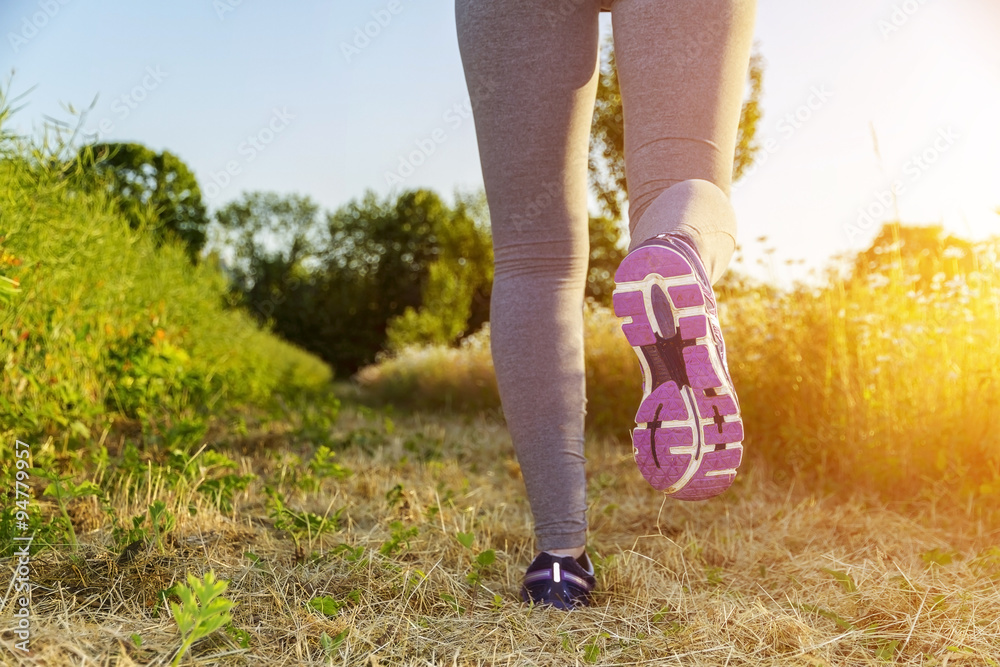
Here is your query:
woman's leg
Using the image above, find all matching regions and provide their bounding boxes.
[611,0,757,283]
[609,0,756,499]
[454,0,603,552]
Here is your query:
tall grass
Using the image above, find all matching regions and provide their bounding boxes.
[0,100,331,442]
[359,242,1000,508]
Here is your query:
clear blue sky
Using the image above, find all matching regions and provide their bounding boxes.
[2,0,998,284]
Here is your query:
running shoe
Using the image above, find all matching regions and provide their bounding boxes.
[612,233,743,500]
[521,551,595,610]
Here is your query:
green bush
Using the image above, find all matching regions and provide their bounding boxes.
[0,104,331,439]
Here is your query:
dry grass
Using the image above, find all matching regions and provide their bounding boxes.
[4,406,999,666]
[358,248,1000,508]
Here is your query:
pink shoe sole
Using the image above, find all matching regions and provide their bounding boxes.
[612,236,743,500]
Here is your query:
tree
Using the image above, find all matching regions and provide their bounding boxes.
[385,189,493,350]
[80,142,209,259]
[323,189,492,369]
[211,191,324,322]
[208,188,494,374]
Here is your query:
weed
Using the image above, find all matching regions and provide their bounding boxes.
[456,531,495,610]
[402,431,443,462]
[296,445,352,492]
[265,487,343,552]
[379,521,418,557]
[198,473,255,513]
[168,571,234,667]
[385,483,405,508]
[225,624,251,649]
[37,471,102,550]
[148,500,176,554]
[921,548,961,567]
[307,595,344,617]
[319,629,349,657]
[582,632,610,663]
[440,593,464,615]
[821,567,858,594]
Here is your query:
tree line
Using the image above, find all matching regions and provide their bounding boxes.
[74,41,991,376]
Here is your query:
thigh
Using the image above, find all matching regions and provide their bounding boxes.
[455,0,603,261]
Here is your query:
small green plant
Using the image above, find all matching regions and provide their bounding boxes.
[440,593,464,614]
[332,426,387,454]
[582,632,610,663]
[111,509,148,551]
[168,571,234,667]
[265,488,342,551]
[291,395,341,447]
[921,548,960,567]
[456,531,495,608]
[385,483,405,508]
[0,469,51,557]
[243,551,268,571]
[148,500,176,553]
[331,543,366,563]
[875,639,899,661]
[198,473,255,513]
[37,471,102,549]
[404,569,427,596]
[309,445,352,480]
[319,629,349,658]
[379,521,418,557]
[307,595,343,617]
[225,624,251,649]
[402,432,443,462]
[821,568,858,594]
[296,446,352,492]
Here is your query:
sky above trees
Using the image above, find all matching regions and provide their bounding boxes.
[2,0,998,285]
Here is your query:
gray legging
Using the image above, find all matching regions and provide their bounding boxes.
[455,0,757,551]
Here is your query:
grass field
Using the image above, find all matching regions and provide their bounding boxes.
[10,403,1000,666]
[2,97,999,665]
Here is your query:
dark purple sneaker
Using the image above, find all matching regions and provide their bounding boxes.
[520,552,595,610]
[612,233,743,500]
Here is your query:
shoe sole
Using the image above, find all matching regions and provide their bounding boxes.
[612,243,743,500]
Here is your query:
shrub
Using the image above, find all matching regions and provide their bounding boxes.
[0,99,332,439]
